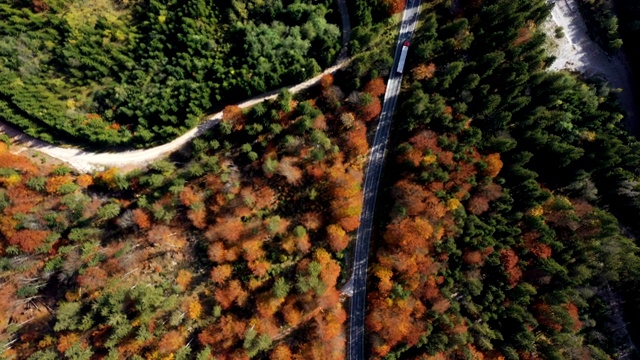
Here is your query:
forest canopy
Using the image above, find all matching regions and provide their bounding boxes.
[3,0,640,358]
[0,0,341,148]
[365,0,640,358]
[0,17,398,354]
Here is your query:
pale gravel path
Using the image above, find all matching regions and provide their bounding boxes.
[0,59,351,173]
[1,0,353,173]
[544,0,639,132]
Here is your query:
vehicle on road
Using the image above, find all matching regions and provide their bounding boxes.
[396,41,411,74]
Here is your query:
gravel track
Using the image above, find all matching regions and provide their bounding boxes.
[0,0,354,173]
[544,0,639,132]
[0,60,351,173]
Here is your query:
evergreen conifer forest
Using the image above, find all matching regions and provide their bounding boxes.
[2,0,640,359]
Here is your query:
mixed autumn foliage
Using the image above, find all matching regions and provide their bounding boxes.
[0,65,390,358]
[365,0,640,358]
[3,0,640,359]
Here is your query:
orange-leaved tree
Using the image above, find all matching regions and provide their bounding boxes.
[364,78,387,97]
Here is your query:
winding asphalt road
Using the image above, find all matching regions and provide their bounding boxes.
[347,1,422,359]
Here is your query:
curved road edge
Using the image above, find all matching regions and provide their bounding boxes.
[0,60,351,173]
[0,0,353,173]
[347,1,422,359]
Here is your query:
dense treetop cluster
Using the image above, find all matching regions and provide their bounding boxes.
[3,0,640,359]
[0,0,341,147]
[366,0,640,358]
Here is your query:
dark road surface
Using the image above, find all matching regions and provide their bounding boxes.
[347,1,422,359]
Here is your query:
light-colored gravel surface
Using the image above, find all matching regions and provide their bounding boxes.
[544,0,638,132]
[0,60,350,173]
[1,0,354,173]
[5,0,637,173]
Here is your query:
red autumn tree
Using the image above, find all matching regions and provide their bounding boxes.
[364,78,387,97]
[158,330,184,354]
[500,248,522,287]
[359,96,382,122]
[524,231,553,259]
[211,264,233,284]
[319,74,334,88]
[188,206,207,229]
[282,302,303,326]
[393,179,430,216]
[8,229,49,253]
[383,217,433,250]
[564,303,583,331]
[207,217,244,243]
[409,130,439,152]
[339,215,360,233]
[147,224,174,246]
[208,242,231,263]
[468,195,490,215]
[215,280,248,309]
[383,0,405,14]
[532,302,562,332]
[222,105,243,126]
[315,308,344,342]
[315,249,341,289]
[270,344,293,360]
[462,250,484,266]
[77,266,108,292]
[179,186,200,207]
[302,211,323,231]
[345,121,369,158]
[242,238,266,262]
[0,144,37,174]
[198,315,246,350]
[248,260,270,277]
[57,333,80,353]
[412,63,437,81]
[366,296,426,356]
[132,208,151,229]
[277,157,303,185]
[313,114,328,130]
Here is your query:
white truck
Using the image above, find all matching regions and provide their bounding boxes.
[396,41,410,74]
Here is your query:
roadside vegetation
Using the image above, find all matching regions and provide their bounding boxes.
[577,0,623,52]
[0,0,341,148]
[367,0,640,358]
[0,47,398,357]
[3,0,640,358]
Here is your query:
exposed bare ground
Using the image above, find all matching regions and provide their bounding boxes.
[543,0,639,132]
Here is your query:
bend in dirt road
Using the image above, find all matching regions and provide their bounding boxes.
[1,0,353,173]
[0,60,351,173]
[544,0,639,133]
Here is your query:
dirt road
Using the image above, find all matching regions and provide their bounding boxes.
[1,0,354,173]
[544,0,639,132]
[0,60,351,173]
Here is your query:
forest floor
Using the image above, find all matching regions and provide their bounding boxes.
[543,0,639,133]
